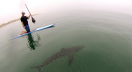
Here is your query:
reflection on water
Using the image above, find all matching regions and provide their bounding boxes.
[31,45,84,72]
[27,34,42,51]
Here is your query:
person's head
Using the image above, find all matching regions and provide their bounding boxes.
[21,12,25,16]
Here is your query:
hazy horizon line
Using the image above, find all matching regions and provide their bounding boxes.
[0,14,40,28]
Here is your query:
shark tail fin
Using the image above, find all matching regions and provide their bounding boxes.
[31,65,43,72]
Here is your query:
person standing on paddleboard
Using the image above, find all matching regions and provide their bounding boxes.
[20,12,31,35]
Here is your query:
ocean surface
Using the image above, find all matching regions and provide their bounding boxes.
[0,10,132,72]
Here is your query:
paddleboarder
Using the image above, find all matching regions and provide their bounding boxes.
[20,12,31,35]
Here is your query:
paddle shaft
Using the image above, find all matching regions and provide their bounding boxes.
[25,4,36,23]
[25,4,33,18]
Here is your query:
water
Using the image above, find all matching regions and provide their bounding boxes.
[0,10,132,72]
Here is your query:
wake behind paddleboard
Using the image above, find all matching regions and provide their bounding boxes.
[9,23,55,40]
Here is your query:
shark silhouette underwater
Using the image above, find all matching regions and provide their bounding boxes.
[31,45,85,72]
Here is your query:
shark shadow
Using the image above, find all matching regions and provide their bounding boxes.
[31,45,85,72]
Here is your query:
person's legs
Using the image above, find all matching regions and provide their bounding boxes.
[20,25,30,35]
[20,31,27,35]
[25,25,30,33]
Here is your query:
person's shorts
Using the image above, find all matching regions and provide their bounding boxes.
[25,25,30,32]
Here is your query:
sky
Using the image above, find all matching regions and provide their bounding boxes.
[0,0,132,24]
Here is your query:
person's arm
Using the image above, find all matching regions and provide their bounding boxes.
[27,14,31,19]
[21,22,25,28]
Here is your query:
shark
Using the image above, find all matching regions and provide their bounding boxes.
[31,45,84,72]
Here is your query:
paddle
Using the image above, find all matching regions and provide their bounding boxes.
[25,4,36,23]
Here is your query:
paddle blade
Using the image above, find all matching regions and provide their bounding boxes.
[32,17,36,23]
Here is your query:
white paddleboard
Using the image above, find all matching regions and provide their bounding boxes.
[9,23,55,40]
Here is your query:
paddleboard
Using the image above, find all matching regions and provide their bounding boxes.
[9,23,55,40]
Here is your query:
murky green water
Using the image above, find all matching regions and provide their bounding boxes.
[0,10,132,72]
